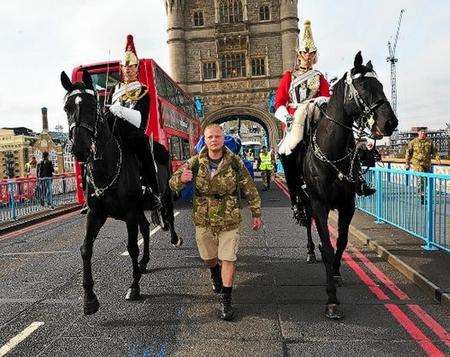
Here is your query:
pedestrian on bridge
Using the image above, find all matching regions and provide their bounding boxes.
[169,124,263,321]
[259,146,275,191]
[37,152,54,209]
[405,127,441,201]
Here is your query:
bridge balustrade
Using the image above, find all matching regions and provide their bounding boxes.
[0,174,77,223]
[357,167,450,252]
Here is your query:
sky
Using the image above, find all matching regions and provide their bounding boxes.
[0,0,449,133]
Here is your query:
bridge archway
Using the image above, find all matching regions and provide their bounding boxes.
[202,106,280,148]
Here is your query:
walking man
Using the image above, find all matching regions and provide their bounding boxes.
[405,127,441,201]
[37,152,54,209]
[169,124,263,321]
[259,146,274,191]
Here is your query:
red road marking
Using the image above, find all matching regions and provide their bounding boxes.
[0,210,79,242]
[407,304,450,348]
[385,304,445,357]
[274,178,447,355]
[340,250,389,300]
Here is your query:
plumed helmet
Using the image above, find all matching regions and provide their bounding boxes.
[121,34,139,66]
[298,20,317,53]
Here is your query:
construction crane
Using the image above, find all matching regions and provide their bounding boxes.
[387,9,405,115]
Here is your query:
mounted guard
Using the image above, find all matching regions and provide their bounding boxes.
[105,34,161,210]
[275,20,375,225]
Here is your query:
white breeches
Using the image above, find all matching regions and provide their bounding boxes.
[277,102,309,156]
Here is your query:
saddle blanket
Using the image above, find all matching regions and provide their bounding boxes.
[278,97,329,156]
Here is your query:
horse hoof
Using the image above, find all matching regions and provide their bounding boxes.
[333,275,343,287]
[325,304,344,320]
[306,253,317,264]
[84,297,100,315]
[171,237,183,248]
[125,287,140,301]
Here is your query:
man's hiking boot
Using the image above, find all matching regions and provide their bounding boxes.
[210,264,223,294]
[220,290,234,321]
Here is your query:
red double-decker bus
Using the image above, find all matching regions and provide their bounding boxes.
[71,59,201,204]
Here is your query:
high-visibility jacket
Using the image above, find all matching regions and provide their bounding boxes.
[259,152,273,171]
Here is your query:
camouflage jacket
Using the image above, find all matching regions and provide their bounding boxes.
[405,138,439,170]
[169,148,261,233]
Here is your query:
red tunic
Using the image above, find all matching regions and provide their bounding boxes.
[275,70,330,116]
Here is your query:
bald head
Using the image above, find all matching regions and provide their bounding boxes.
[204,124,224,154]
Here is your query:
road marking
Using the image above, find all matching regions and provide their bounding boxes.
[385,304,445,357]
[275,179,446,356]
[121,211,180,256]
[0,321,44,357]
[0,250,72,256]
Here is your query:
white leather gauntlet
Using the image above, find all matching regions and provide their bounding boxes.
[109,104,142,128]
[274,105,292,124]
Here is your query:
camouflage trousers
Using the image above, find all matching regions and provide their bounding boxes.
[412,165,431,196]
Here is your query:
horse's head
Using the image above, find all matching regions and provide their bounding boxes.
[343,52,398,139]
[60,70,97,162]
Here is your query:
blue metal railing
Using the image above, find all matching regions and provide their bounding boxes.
[0,175,77,224]
[357,167,450,252]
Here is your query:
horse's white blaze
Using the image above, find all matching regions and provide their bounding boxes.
[0,321,44,356]
[75,96,82,105]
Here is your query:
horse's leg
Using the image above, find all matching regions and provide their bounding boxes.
[138,211,151,273]
[81,212,106,315]
[125,214,142,300]
[306,216,317,263]
[333,203,355,287]
[164,188,183,247]
[312,202,343,319]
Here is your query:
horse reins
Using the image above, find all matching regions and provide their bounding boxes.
[64,88,123,198]
[312,70,387,183]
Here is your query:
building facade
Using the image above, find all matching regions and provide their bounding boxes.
[0,128,36,179]
[164,0,299,147]
[31,108,65,174]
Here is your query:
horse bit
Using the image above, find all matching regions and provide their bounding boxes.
[64,89,123,198]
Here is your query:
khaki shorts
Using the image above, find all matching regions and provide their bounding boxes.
[195,227,240,262]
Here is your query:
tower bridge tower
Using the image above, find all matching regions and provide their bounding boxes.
[164,0,299,146]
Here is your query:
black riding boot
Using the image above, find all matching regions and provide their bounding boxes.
[355,178,376,196]
[220,286,234,321]
[130,136,161,210]
[210,264,223,294]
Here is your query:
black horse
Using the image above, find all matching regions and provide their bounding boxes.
[299,52,398,319]
[60,70,182,315]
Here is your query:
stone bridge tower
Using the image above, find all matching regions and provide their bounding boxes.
[164,0,299,146]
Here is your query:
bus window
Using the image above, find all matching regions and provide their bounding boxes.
[90,71,120,91]
[181,139,190,160]
[169,136,182,161]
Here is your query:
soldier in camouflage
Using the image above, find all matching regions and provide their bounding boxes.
[405,127,441,201]
[406,128,441,172]
[169,124,262,321]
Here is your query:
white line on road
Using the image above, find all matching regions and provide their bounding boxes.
[0,250,72,256]
[0,321,44,357]
[121,211,180,256]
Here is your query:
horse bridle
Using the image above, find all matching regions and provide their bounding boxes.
[64,89,98,135]
[344,70,388,136]
[64,87,122,197]
[312,70,388,183]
